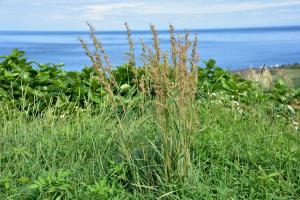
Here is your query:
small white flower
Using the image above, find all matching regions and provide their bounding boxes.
[292,121,299,131]
[287,105,295,115]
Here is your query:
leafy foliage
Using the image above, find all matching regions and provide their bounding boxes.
[26,170,72,199]
[0,49,299,115]
[0,49,107,109]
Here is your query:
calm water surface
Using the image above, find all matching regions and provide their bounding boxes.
[0,26,300,71]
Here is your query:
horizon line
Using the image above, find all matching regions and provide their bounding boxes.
[1,25,300,33]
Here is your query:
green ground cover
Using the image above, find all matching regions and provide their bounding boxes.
[1,24,299,199]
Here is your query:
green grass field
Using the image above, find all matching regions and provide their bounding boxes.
[1,25,300,199]
[1,99,299,199]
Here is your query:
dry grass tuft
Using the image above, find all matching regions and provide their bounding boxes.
[80,22,201,185]
[246,66,273,89]
[277,68,294,87]
[125,22,136,67]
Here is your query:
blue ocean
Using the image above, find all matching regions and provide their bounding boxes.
[1,26,300,71]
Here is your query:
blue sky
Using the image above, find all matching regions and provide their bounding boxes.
[1,0,300,30]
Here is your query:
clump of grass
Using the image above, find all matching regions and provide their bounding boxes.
[79,23,200,192]
[145,24,200,182]
[79,23,129,161]
[246,66,273,89]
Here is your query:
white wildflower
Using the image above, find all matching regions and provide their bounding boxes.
[287,105,295,115]
[292,121,299,131]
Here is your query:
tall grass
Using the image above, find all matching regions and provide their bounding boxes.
[246,66,273,89]
[79,23,201,190]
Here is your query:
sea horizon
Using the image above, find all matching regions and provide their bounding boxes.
[1,24,300,33]
[1,25,300,71]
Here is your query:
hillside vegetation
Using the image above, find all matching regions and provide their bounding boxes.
[235,63,300,89]
[0,24,299,199]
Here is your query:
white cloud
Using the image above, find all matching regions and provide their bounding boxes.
[1,0,300,30]
[82,2,143,20]
[127,0,300,16]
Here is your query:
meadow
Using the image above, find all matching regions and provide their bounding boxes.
[0,24,299,199]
